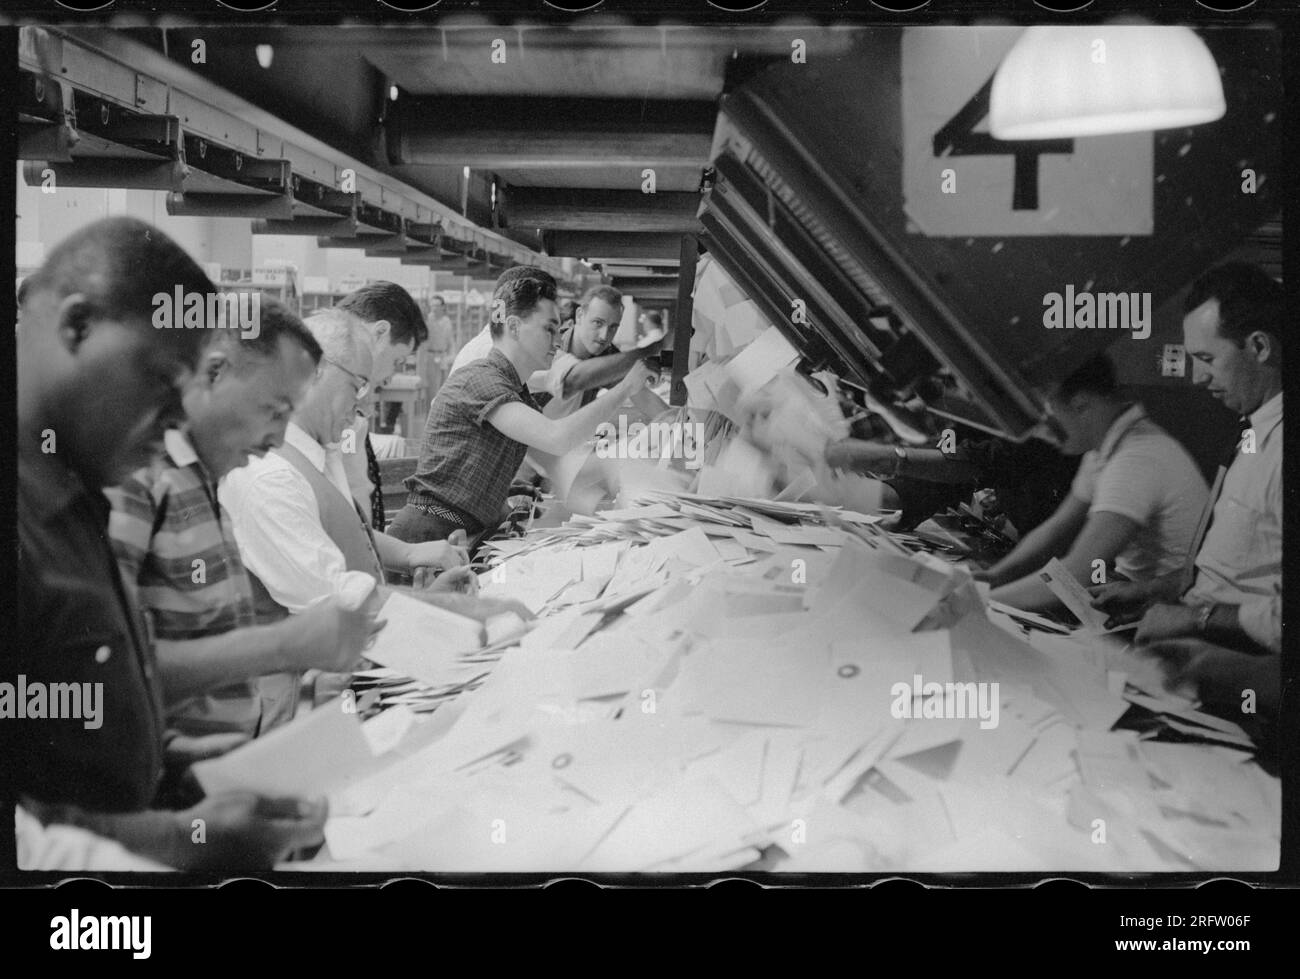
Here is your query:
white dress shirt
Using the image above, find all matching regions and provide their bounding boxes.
[219,422,377,613]
[16,804,172,871]
[1185,392,1282,652]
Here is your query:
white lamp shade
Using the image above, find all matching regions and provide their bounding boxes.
[990,26,1226,140]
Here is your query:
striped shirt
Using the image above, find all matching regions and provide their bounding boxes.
[108,429,266,738]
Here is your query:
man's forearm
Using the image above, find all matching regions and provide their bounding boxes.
[373,532,413,573]
[984,522,1066,587]
[825,440,978,484]
[1194,649,1279,717]
[28,800,185,869]
[155,625,294,704]
[562,349,642,397]
[989,573,1060,614]
[549,380,635,455]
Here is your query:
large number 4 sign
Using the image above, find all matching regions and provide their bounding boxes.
[902,27,1153,237]
[931,74,1074,211]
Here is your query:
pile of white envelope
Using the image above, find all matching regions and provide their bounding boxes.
[211,492,1280,873]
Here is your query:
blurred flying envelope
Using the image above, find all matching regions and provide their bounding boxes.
[194,699,376,798]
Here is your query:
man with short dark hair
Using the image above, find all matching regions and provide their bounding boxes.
[389,268,655,544]
[447,266,559,376]
[10,217,326,869]
[1094,263,1282,654]
[532,284,665,420]
[109,297,375,761]
[982,352,1207,614]
[337,280,429,373]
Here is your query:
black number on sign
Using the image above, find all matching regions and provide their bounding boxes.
[932,73,1074,211]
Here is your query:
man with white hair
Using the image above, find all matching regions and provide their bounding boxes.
[220,308,471,624]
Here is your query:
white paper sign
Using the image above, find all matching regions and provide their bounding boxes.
[901,27,1153,236]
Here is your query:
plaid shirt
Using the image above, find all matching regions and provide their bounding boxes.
[405,347,538,528]
[108,429,267,737]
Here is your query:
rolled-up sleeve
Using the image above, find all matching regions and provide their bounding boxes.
[219,464,375,613]
[1238,588,1280,653]
[544,352,582,400]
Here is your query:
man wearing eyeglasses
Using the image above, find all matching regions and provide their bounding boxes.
[220,308,474,628]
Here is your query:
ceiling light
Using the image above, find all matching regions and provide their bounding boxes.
[990,25,1226,140]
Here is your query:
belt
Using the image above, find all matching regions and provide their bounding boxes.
[405,494,474,528]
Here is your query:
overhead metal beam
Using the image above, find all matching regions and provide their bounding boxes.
[546,231,684,261]
[386,97,715,169]
[605,276,680,292]
[508,189,701,233]
[32,26,566,282]
[611,284,680,301]
[254,216,358,237]
[597,265,682,278]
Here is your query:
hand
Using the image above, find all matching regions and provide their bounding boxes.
[471,596,536,622]
[624,359,657,391]
[1134,603,1201,646]
[283,597,383,673]
[1143,640,1279,720]
[164,732,250,767]
[1088,580,1155,628]
[414,563,479,595]
[173,793,327,870]
[1135,638,1205,700]
[415,590,536,624]
[406,539,470,575]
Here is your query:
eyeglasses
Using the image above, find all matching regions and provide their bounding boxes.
[322,357,370,400]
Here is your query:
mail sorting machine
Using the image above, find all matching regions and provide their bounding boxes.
[691,27,1280,447]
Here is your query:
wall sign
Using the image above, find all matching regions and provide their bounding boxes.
[901,27,1153,237]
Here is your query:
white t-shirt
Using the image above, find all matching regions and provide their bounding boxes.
[448,325,494,376]
[1069,404,1209,582]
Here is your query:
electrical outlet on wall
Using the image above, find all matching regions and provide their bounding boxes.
[1160,344,1186,378]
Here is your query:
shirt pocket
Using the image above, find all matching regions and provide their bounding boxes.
[1204,495,1266,573]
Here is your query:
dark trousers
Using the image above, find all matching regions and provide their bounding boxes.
[388,504,501,563]
[388,504,470,545]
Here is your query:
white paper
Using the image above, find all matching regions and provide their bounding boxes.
[366,591,485,686]
[194,700,377,799]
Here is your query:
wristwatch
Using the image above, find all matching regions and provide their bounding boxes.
[1194,603,1215,635]
[892,446,908,477]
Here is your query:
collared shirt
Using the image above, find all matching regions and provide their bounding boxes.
[219,423,377,613]
[1186,392,1282,652]
[1069,403,1209,582]
[8,446,164,813]
[405,347,540,528]
[107,429,279,738]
